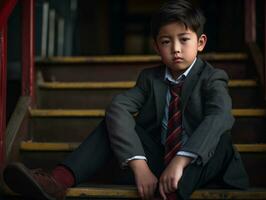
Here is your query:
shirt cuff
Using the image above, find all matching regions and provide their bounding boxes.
[122,156,147,168]
[176,151,198,162]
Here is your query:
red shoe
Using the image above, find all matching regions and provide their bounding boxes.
[3,162,67,200]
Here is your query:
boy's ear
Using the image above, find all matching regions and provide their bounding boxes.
[197,34,207,52]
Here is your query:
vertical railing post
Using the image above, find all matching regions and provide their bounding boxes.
[264,1,266,100]
[22,0,35,104]
[0,25,7,170]
[245,0,256,43]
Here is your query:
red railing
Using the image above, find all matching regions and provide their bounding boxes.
[0,0,35,170]
[245,0,266,100]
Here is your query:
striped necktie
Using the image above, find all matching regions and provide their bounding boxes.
[164,80,184,165]
[164,81,184,200]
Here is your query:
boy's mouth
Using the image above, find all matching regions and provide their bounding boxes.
[173,57,183,63]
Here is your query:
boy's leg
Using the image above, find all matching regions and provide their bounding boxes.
[111,125,165,185]
[61,120,113,184]
[176,133,243,200]
[3,120,113,200]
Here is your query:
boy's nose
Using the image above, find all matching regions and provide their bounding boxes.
[172,42,181,53]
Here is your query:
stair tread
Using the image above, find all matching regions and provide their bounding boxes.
[29,108,266,117]
[35,53,248,64]
[39,79,258,89]
[5,185,266,199]
[66,186,266,199]
[20,141,266,152]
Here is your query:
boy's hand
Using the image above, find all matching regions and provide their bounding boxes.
[128,160,158,200]
[159,156,191,200]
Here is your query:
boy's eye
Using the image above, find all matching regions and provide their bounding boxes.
[161,40,170,45]
[180,38,190,42]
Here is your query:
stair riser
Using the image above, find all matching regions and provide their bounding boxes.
[37,87,264,109]
[29,117,266,143]
[29,118,101,142]
[20,151,266,187]
[37,60,252,82]
[232,117,266,143]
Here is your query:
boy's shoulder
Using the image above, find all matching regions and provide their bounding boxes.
[139,64,165,78]
[199,58,229,81]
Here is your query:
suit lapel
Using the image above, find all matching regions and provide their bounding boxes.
[153,66,168,124]
[181,58,205,114]
[152,58,205,123]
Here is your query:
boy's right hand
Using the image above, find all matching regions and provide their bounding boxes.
[129,160,158,200]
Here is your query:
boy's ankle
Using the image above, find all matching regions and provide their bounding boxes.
[52,165,75,188]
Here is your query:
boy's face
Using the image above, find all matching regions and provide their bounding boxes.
[154,22,207,79]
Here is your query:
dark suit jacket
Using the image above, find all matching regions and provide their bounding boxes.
[105,57,249,189]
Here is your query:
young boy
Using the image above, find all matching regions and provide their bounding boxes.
[4,0,249,200]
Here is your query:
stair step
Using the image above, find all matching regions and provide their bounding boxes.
[29,109,266,117]
[36,53,248,64]
[39,79,258,89]
[66,186,266,199]
[5,186,266,199]
[28,108,266,143]
[37,80,264,109]
[29,109,105,117]
[20,142,266,152]
[36,53,252,81]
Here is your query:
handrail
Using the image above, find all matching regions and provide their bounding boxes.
[0,0,19,172]
[0,0,35,170]
[0,22,7,170]
[264,1,266,100]
[0,0,18,30]
[247,42,265,94]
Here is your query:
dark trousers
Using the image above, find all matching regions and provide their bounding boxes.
[61,120,238,200]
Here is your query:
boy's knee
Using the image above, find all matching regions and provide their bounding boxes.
[217,132,233,152]
[176,187,191,200]
[176,166,198,200]
[220,132,232,143]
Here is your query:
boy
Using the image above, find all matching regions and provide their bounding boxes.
[4,0,249,200]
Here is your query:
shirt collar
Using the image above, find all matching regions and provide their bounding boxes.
[164,57,197,84]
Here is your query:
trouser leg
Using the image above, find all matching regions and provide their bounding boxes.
[112,125,165,185]
[61,121,165,186]
[61,120,113,185]
[176,133,235,200]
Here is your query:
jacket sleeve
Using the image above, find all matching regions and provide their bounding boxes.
[181,69,235,165]
[105,70,149,165]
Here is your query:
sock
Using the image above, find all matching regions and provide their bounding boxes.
[52,165,75,188]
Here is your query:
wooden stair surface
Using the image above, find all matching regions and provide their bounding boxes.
[66,186,266,199]
[35,53,248,64]
[20,141,266,152]
[39,79,258,89]
[36,53,252,81]
[37,79,264,109]
[29,108,266,117]
[5,186,266,199]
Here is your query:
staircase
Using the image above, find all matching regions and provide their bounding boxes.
[4,53,266,199]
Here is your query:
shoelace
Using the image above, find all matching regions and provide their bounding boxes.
[32,168,54,179]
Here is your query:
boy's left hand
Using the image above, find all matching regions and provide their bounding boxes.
[159,156,191,200]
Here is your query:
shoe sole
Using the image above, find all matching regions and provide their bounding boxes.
[3,163,57,200]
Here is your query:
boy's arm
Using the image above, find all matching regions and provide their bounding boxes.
[105,69,150,165]
[181,69,234,165]
[129,159,158,199]
[159,155,191,199]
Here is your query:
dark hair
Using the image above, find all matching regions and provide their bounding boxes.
[151,0,206,40]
